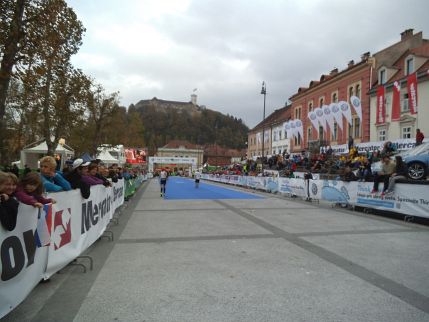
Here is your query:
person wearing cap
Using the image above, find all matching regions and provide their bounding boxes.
[64,158,91,199]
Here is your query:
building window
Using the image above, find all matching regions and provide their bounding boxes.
[354,118,360,138]
[378,129,386,141]
[332,92,338,103]
[355,84,361,98]
[319,98,324,107]
[307,127,312,141]
[379,69,386,85]
[332,122,338,141]
[308,102,313,112]
[294,136,301,145]
[406,57,414,75]
[319,126,324,140]
[401,126,412,139]
[349,117,360,138]
[349,86,354,98]
[402,93,409,112]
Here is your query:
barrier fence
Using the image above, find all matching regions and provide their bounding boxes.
[0,176,146,318]
[202,174,429,219]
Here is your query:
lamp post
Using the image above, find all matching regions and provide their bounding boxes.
[261,81,266,159]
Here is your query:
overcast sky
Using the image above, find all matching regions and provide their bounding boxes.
[68,0,429,128]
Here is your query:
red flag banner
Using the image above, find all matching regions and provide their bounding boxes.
[391,81,401,121]
[376,85,385,124]
[407,73,418,114]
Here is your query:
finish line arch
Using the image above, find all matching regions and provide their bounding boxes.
[148,156,197,172]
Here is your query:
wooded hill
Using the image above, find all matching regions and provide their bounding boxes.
[129,98,249,154]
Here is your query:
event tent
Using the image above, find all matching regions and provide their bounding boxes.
[96,150,119,166]
[20,139,74,170]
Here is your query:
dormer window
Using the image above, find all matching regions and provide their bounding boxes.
[379,69,386,85]
[406,57,414,75]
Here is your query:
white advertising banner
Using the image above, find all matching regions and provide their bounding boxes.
[0,205,49,318]
[322,105,335,133]
[290,120,297,139]
[314,107,327,133]
[1,180,126,318]
[203,175,429,219]
[295,119,304,140]
[45,180,124,277]
[350,96,363,122]
[330,103,343,131]
[339,101,353,125]
[149,156,197,166]
[308,111,319,132]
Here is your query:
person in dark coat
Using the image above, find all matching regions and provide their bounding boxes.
[64,159,91,199]
[0,172,19,231]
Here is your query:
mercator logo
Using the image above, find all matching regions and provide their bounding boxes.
[52,208,72,250]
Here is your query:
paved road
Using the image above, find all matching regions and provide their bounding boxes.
[4,178,429,322]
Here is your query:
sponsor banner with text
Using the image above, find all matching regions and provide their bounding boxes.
[0,180,126,318]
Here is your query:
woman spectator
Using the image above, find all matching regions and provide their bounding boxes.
[39,156,71,192]
[82,163,104,186]
[15,173,56,208]
[384,156,408,195]
[96,165,112,187]
[0,172,19,231]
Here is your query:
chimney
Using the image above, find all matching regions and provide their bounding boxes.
[330,68,338,75]
[360,52,370,61]
[401,28,414,41]
[348,60,354,68]
[191,93,197,105]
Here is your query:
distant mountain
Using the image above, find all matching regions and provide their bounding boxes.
[129,97,249,153]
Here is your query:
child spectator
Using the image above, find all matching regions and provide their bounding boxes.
[0,171,19,231]
[39,156,72,192]
[15,173,56,208]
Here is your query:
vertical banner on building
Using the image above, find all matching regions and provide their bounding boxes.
[376,86,385,124]
[350,96,363,122]
[391,81,401,121]
[295,119,304,140]
[330,103,343,131]
[315,107,327,134]
[323,105,335,133]
[338,101,353,126]
[407,73,418,114]
[308,111,319,132]
[290,120,297,139]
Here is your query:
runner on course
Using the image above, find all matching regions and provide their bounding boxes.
[194,170,201,188]
[159,169,168,196]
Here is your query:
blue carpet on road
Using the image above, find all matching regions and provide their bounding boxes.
[162,177,264,200]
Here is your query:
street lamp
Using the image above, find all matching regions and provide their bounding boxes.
[261,81,267,159]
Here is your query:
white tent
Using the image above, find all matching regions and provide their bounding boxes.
[96,150,119,166]
[20,139,74,170]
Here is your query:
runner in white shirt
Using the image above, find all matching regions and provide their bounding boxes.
[159,169,168,196]
[194,170,201,188]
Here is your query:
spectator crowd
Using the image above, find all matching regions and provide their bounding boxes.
[1,156,144,232]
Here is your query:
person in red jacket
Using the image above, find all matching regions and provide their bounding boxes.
[416,128,424,146]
